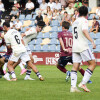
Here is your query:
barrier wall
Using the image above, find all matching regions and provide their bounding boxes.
[0,52,100,65]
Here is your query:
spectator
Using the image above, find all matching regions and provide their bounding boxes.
[60,11,71,25]
[54,0,61,10]
[48,0,55,11]
[61,6,66,15]
[35,11,43,25]
[66,3,74,17]
[0,0,5,19]
[9,7,19,19]
[52,9,59,20]
[72,9,79,23]
[43,13,50,25]
[59,0,68,7]
[96,4,100,20]
[47,6,52,21]
[14,0,20,10]
[14,19,22,31]
[40,0,47,14]
[74,0,82,9]
[24,0,34,14]
[90,17,100,33]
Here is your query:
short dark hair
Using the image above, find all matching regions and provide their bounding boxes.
[37,21,45,28]
[3,22,10,27]
[79,6,88,16]
[62,21,70,29]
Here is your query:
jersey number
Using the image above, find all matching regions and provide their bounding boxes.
[14,35,20,44]
[74,27,78,39]
[65,37,73,47]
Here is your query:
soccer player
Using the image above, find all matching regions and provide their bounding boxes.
[57,21,92,83]
[70,6,96,92]
[21,21,45,80]
[3,21,44,81]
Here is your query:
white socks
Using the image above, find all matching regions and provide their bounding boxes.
[81,68,93,84]
[3,63,7,71]
[71,70,77,87]
[19,63,24,70]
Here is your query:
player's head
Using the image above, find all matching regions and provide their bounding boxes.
[93,17,96,23]
[3,22,10,32]
[79,6,88,17]
[62,21,70,30]
[37,21,45,32]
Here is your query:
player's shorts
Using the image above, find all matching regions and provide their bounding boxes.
[73,48,95,63]
[25,46,32,55]
[9,52,31,63]
[3,54,10,59]
[58,56,72,67]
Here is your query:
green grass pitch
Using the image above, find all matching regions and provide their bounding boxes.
[0,65,100,100]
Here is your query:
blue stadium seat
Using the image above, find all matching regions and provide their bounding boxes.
[32,15,37,20]
[56,45,60,52]
[49,38,58,44]
[50,20,59,26]
[28,39,35,45]
[90,32,97,39]
[50,32,57,38]
[34,44,41,51]
[93,45,100,52]
[21,26,29,33]
[95,39,100,45]
[0,46,5,52]
[49,45,56,52]
[88,40,92,45]
[50,26,58,32]
[44,32,50,38]
[69,26,72,32]
[37,32,43,38]
[29,21,35,27]
[95,33,100,39]
[25,14,32,20]
[88,14,95,20]
[19,14,25,20]
[35,38,42,44]
[58,26,62,32]
[28,45,34,51]
[41,45,49,52]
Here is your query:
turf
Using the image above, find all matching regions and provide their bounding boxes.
[0,65,100,100]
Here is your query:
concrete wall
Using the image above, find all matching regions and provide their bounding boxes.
[89,0,97,8]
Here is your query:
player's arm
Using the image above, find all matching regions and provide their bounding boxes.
[82,20,96,49]
[59,38,68,52]
[83,30,96,49]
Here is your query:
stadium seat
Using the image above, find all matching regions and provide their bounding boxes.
[50,26,58,32]
[50,20,59,26]
[90,32,97,39]
[35,38,42,44]
[58,26,62,32]
[28,39,35,45]
[69,26,72,32]
[21,26,29,33]
[49,45,56,52]
[96,33,100,39]
[34,44,41,51]
[0,46,6,52]
[95,39,100,45]
[19,14,25,20]
[41,45,49,52]
[37,32,43,38]
[28,44,34,51]
[50,32,57,38]
[25,14,32,20]
[93,45,100,52]
[56,45,60,52]
[32,15,37,20]
[49,38,58,44]
[29,21,35,27]
[88,14,95,20]
[44,32,50,38]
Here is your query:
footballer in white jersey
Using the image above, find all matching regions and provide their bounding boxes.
[70,6,96,93]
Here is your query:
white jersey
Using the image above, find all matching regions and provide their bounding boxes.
[4,29,26,55]
[72,17,89,52]
[23,27,38,46]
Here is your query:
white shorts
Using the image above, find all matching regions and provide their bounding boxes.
[25,46,32,55]
[73,48,95,63]
[9,52,31,63]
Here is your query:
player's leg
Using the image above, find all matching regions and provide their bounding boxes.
[21,52,44,81]
[78,49,96,92]
[70,53,82,92]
